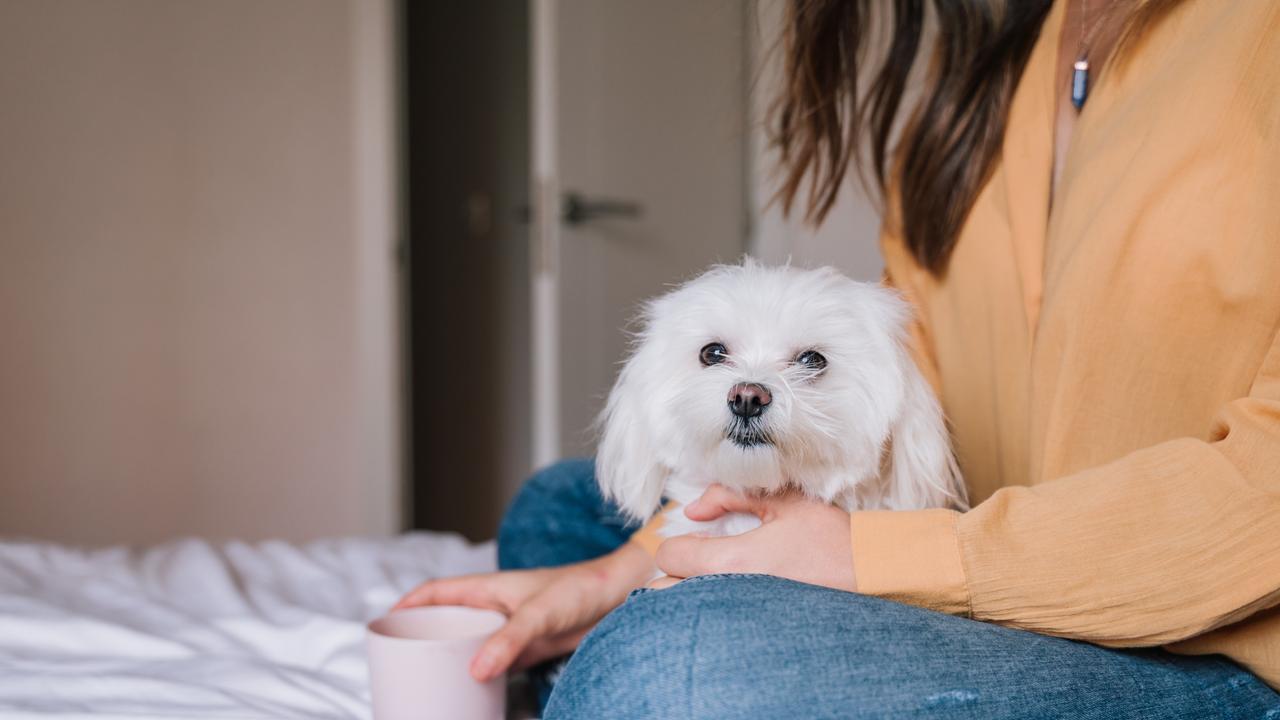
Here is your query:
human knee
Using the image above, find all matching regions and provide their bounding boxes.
[498,458,598,569]
[544,591,688,718]
[546,578,806,705]
[548,576,951,719]
[509,459,597,516]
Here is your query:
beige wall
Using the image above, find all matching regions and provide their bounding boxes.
[0,0,401,545]
[746,0,885,280]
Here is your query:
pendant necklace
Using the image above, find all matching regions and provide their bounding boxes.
[1071,0,1109,111]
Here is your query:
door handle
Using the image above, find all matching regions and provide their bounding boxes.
[561,191,642,225]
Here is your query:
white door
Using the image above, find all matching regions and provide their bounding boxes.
[530,0,747,467]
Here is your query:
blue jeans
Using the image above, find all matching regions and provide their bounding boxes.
[499,460,1280,719]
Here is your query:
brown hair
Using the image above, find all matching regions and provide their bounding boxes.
[771,0,1186,275]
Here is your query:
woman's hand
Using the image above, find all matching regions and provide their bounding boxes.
[651,484,857,592]
[394,541,655,681]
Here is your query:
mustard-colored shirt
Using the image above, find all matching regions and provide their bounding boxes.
[633,0,1280,690]
[856,0,1280,689]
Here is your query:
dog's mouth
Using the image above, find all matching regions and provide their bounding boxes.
[726,419,772,448]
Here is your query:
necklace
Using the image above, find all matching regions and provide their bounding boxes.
[1071,0,1109,110]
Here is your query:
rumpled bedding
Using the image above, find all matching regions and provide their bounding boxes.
[0,533,495,719]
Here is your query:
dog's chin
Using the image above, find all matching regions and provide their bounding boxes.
[726,422,772,449]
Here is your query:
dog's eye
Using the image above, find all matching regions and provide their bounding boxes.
[699,342,729,367]
[796,350,827,371]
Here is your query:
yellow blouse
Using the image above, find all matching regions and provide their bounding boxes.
[856,0,1280,689]
[631,0,1280,690]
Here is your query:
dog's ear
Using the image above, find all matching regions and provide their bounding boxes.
[595,349,668,524]
[883,349,969,511]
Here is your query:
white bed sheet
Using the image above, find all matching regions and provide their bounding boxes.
[0,533,496,719]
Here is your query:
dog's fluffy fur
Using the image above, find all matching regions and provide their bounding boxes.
[596,259,966,538]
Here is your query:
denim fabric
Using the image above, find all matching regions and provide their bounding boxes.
[500,460,1280,719]
[498,458,636,572]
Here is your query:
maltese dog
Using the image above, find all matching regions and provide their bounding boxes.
[595,259,967,538]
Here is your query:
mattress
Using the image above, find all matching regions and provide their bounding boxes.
[0,532,496,719]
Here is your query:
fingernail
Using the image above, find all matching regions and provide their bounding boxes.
[471,653,493,680]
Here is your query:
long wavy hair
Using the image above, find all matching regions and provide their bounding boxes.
[771,0,1186,274]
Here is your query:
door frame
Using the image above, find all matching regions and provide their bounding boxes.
[530,0,561,471]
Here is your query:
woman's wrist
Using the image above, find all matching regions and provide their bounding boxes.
[601,540,658,597]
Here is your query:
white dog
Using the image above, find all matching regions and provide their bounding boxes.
[595,259,966,538]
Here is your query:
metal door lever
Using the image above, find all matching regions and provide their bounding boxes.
[561,192,642,225]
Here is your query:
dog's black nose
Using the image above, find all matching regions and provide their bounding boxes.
[728,383,772,418]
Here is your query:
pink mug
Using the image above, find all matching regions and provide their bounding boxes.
[366,606,507,720]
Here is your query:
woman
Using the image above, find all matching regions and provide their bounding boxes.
[398,0,1280,716]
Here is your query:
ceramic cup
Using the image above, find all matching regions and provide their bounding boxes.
[367,606,507,720]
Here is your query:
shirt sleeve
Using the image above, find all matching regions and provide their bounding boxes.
[851,326,1280,646]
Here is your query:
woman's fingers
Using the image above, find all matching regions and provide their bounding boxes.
[654,533,748,579]
[392,575,500,611]
[396,549,648,682]
[513,626,590,671]
[470,582,583,681]
[683,484,765,521]
[471,609,542,681]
